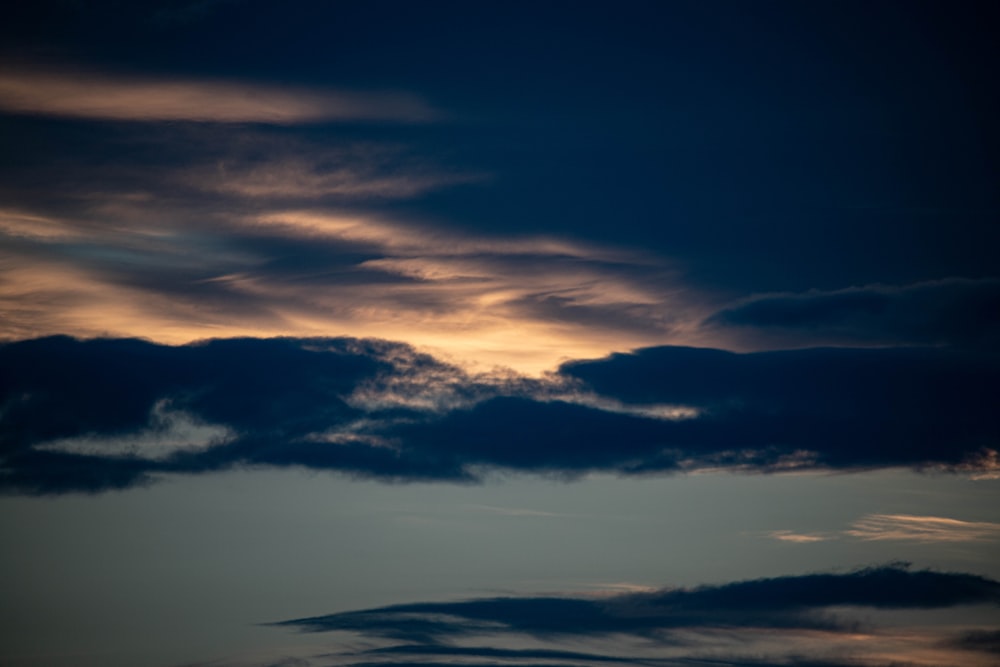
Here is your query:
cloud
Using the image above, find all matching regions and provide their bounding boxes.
[269,565,1000,666]
[353,644,642,664]
[2,337,999,494]
[0,336,390,493]
[560,344,1000,472]
[767,514,1000,545]
[707,278,1000,349]
[767,531,832,544]
[193,155,486,201]
[0,67,438,124]
[0,200,692,373]
[845,514,1000,543]
[945,629,1000,655]
[0,111,702,373]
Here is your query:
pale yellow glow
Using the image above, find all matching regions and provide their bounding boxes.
[0,203,716,374]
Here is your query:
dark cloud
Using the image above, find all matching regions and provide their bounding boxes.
[0,335,418,493]
[345,645,929,667]
[356,644,641,664]
[330,659,938,667]
[561,344,1000,471]
[945,628,1000,654]
[707,278,1000,348]
[2,337,999,494]
[275,563,1000,642]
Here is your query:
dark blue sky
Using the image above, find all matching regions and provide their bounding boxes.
[3,0,997,296]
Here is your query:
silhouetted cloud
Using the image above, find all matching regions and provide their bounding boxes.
[561,344,1000,472]
[707,278,1000,348]
[277,564,1000,638]
[268,565,998,667]
[0,336,394,493]
[355,644,641,664]
[345,646,933,667]
[2,337,999,494]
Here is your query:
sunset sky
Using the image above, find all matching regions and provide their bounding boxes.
[1,2,999,666]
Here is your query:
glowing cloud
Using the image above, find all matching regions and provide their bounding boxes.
[0,68,437,123]
[767,530,831,543]
[0,203,698,373]
[846,514,1000,543]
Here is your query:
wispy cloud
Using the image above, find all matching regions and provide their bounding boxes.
[194,156,485,200]
[846,514,1000,543]
[0,68,438,123]
[765,514,1000,545]
[463,504,566,518]
[766,530,832,543]
[0,202,693,373]
[33,399,234,461]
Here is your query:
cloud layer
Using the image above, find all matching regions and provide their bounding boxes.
[1,336,997,494]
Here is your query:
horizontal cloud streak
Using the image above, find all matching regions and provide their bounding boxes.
[33,399,234,461]
[767,514,1000,546]
[946,629,1000,655]
[278,564,1000,637]
[767,530,831,543]
[1,337,998,494]
[708,278,1000,349]
[0,68,437,123]
[846,514,1000,543]
[267,564,1000,667]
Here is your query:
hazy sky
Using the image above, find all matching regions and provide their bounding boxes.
[1,2,998,666]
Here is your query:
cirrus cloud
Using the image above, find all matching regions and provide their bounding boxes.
[0,67,438,124]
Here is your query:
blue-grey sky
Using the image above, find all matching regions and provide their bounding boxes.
[1,2,998,666]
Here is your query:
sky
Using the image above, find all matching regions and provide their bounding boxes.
[1,1,998,666]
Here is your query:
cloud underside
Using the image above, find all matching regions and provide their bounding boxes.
[1,336,997,494]
[261,564,1000,667]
